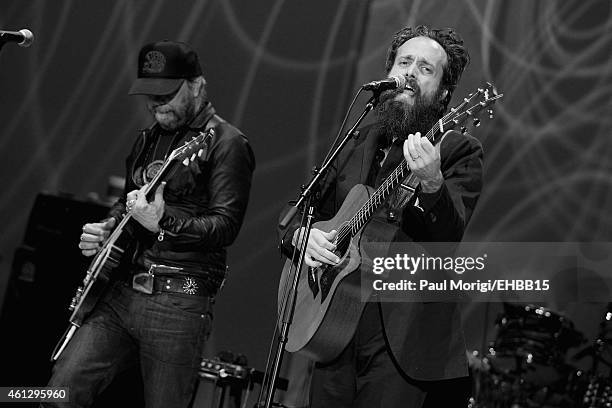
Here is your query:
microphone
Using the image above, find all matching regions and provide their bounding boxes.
[361,75,406,92]
[0,29,34,47]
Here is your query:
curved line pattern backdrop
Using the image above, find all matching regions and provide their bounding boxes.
[1,0,611,401]
[354,0,612,361]
[0,0,370,382]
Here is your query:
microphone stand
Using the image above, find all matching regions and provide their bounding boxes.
[279,94,378,230]
[257,92,379,408]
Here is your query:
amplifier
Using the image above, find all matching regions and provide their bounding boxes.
[194,356,289,408]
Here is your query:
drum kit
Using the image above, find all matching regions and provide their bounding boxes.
[470,303,612,408]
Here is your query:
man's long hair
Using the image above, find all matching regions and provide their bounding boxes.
[384,25,470,112]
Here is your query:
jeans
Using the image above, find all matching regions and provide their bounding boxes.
[43,281,212,408]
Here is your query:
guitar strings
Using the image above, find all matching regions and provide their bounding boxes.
[336,120,441,245]
[334,93,480,247]
[82,131,210,284]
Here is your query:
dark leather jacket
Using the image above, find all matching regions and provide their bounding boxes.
[107,103,255,293]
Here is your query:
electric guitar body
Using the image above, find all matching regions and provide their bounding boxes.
[51,129,214,361]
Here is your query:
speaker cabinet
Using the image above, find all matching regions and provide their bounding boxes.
[0,193,110,386]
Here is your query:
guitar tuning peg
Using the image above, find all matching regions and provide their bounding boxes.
[461,127,467,134]
[488,109,494,119]
[473,118,481,127]
[466,110,473,116]
[190,153,197,162]
[183,158,190,166]
[488,82,499,96]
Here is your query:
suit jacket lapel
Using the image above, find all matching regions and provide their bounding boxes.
[358,125,381,184]
[331,124,382,208]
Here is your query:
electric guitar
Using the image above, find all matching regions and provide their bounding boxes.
[278,83,502,363]
[51,128,215,361]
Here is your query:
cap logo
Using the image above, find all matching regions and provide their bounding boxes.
[142,51,166,74]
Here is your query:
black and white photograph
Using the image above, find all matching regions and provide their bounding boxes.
[0,1,611,407]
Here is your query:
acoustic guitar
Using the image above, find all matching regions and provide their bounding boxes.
[278,84,502,362]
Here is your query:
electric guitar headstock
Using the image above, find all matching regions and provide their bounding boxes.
[168,127,215,166]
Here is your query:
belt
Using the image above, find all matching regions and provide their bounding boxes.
[127,264,211,297]
[152,275,209,297]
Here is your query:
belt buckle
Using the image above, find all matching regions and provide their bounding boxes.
[182,277,199,295]
[132,265,155,294]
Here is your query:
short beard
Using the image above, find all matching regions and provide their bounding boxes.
[375,83,445,146]
[151,97,196,131]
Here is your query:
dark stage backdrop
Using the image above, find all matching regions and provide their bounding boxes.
[356,0,612,381]
[0,0,369,373]
[356,0,612,378]
[1,0,612,403]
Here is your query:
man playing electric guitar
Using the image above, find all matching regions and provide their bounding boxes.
[44,40,255,408]
[280,25,483,407]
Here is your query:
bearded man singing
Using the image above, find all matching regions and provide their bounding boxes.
[279,25,484,407]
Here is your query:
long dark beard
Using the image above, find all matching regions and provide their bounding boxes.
[375,83,445,146]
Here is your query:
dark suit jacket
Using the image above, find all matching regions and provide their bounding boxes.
[280,123,483,381]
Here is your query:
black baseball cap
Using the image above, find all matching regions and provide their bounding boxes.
[129,40,202,96]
